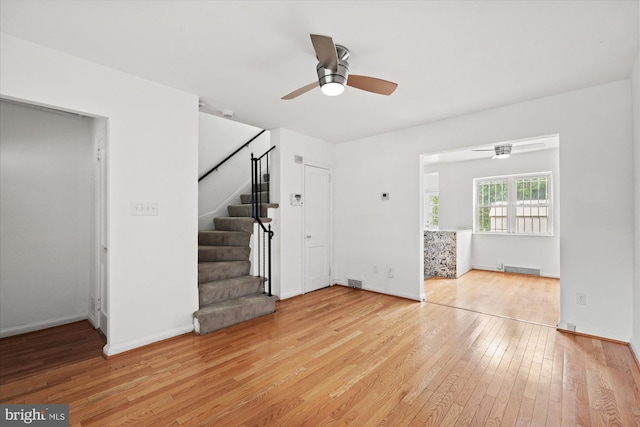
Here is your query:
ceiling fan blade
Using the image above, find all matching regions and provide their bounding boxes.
[347,75,398,95]
[310,34,338,71]
[512,142,546,151]
[281,82,318,100]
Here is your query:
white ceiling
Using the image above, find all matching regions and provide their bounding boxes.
[1,1,638,143]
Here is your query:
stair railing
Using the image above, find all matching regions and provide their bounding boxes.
[251,146,276,297]
[198,130,266,182]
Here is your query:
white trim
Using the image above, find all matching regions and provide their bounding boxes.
[630,341,640,367]
[279,290,303,300]
[0,313,88,338]
[334,281,422,302]
[471,265,560,279]
[103,323,194,356]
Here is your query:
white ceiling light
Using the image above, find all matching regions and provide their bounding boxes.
[492,144,512,159]
[320,81,345,96]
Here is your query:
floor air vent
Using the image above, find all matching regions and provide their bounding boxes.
[504,265,540,276]
[348,278,363,289]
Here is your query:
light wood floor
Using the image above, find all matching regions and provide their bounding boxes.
[424,270,560,326]
[1,281,639,426]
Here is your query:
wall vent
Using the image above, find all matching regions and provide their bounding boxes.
[347,278,363,289]
[504,265,541,276]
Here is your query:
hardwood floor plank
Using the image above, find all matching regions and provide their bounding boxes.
[1,274,638,426]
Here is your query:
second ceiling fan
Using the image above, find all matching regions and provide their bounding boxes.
[282,34,398,100]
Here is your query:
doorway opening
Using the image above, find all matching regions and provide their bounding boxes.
[0,98,109,345]
[420,135,560,325]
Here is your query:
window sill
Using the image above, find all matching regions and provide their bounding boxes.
[473,231,554,237]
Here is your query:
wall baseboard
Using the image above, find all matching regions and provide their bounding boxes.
[472,265,560,279]
[0,313,88,338]
[334,281,422,302]
[103,323,194,357]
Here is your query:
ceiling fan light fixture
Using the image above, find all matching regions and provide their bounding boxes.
[493,144,512,159]
[320,81,345,96]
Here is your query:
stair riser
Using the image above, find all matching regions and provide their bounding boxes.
[194,296,276,335]
[253,182,269,192]
[198,261,250,283]
[228,205,267,218]
[199,247,251,262]
[214,217,255,233]
[240,192,269,204]
[199,279,263,306]
[198,231,249,247]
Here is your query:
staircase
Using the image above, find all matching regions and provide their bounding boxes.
[194,180,278,335]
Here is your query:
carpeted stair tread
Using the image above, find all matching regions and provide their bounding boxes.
[214,217,272,233]
[198,246,251,262]
[252,182,269,192]
[199,275,264,306]
[198,230,250,247]
[240,191,269,204]
[194,294,278,335]
[227,203,278,218]
[198,260,250,283]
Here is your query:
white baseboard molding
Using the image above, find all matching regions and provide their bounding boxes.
[629,341,640,368]
[334,281,422,302]
[103,323,194,356]
[556,319,630,343]
[472,265,560,279]
[0,313,88,338]
[279,290,302,300]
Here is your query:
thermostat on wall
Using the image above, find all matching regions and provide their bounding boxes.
[291,193,303,206]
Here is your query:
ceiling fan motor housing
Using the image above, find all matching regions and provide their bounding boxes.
[316,44,350,88]
[494,144,512,156]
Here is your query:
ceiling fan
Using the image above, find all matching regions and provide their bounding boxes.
[281,34,398,100]
[472,142,545,159]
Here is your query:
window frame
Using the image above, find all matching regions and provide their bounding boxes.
[473,171,553,236]
[424,191,439,230]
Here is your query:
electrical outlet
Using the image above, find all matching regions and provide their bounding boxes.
[373,265,378,274]
[498,263,504,271]
[576,293,586,305]
[387,268,394,278]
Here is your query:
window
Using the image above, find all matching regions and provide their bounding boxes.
[474,172,552,235]
[425,191,439,229]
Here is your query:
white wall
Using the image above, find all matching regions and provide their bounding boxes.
[270,129,335,299]
[631,51,640,358]
[0,100,94,336]
[425,148,560,278]
[198,112,268,230]
[335,80,634,341]
[0,34,199,355]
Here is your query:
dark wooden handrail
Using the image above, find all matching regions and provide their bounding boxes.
[198,130,266,182]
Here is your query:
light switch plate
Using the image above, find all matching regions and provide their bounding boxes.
[131,202,158,216]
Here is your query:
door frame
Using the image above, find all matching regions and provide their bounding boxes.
[302,161,334,294]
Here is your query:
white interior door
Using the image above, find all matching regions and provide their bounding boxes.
[304,165,331,293]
